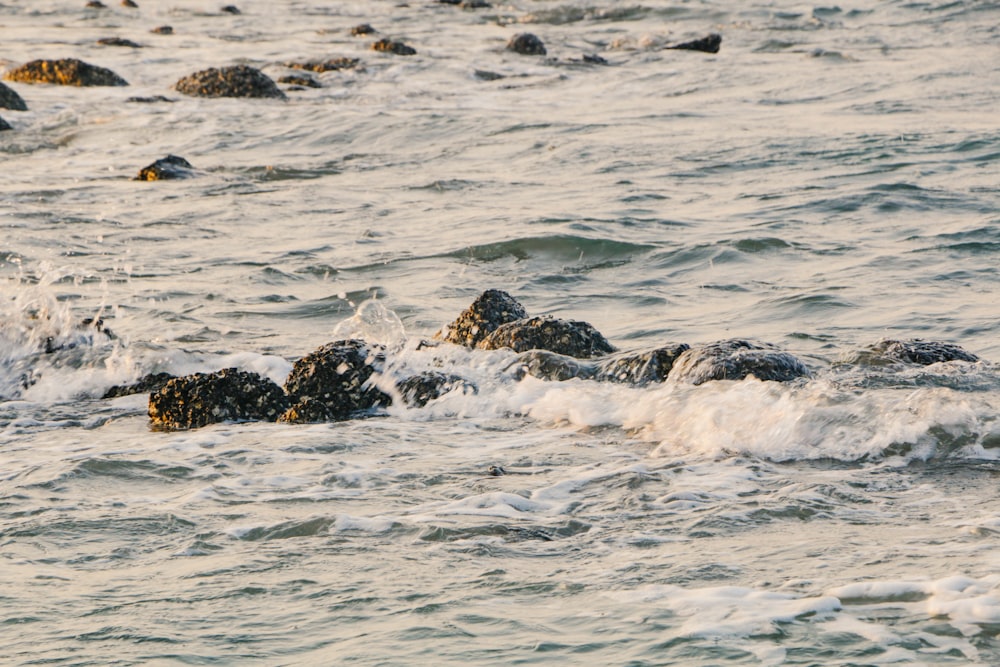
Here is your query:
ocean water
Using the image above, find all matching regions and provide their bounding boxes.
[2,0,1000,664]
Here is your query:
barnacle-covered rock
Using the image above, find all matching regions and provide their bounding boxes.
[436,289,528,348]
[668,339,810,385]
[0,82,27,111]
[667,33,722,54]
[395,371,475,408]
[867,339,979,366]
[594,343,690,384]
[507,33,546,56]
[103,372,176,399]
[283,339,390,421]
[134,155,196,181]
[479,316,615,359]
[3,58,128,86]
[148,368,288,430]
[174,65,285,99]
[507,349,595,382]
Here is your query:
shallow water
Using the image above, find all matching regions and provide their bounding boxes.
[2,0,1000,664]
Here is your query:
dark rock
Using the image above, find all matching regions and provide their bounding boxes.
[86,1,106,7]
[3,58,128,87]
[667,33,722,54]
[283,339,390,421]
[507,33,547,56]
[581,54,609,65]
[103,372,176,399]
[474,69,505,81]
[507,349,595,382]
[351,24,375,36]
[283,58,359,73]
[0,115,10,132]
[668,339,810,385]
[277,396,341,424]
[0,82,28,111]
[122,0,138,7]
[594,343,691,384]
[479,316,615,359]
[151,26,173,35]
[97,37,142,47]
[395,371,476,408]
[149,368,289,430]
[436,289,528,348]
[372,38,417,56]
[135,155,196,181]
[278,75,320,88]
[221,4,240,14]
[175,65,285,99]
[460,0,491,7]
[126,95,175,103]
[868,339,979,365]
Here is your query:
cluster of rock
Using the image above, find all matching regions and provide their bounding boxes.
[113,290,983,431]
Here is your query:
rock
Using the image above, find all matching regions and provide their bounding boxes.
[0,115,10,132]
[135,155,196,181]
[122,0,138,7]
[668,339,810,385]
[174,65,285,99]
[86,1,106,8]
[148,368,289,430]
[474,69,505,81]
[278,75,320,88]
[0,82,28,111]
[277,396,341,424]
[395,371,475,408]
[283,58,359,73]
[221,4,240,14]
[126,95,174,103]
[436,289,528,348]
[102,372,176,399]
[667,33,722,54]
[372,38,417,56]
[97,37,142,47]
[351,24,375,36]
[507,350,595,382]
[460,0,491,6]
[594,343,691,384]
[507,33,547,56]
[150,26,173,35]
[3,58,128,87]
[282,339,390,421]
[581,54,609,65]
[868,339,979,365]
[479,316,615,359]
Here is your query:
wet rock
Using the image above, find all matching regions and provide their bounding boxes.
[668,339,810,385]
[126,95,174,103]
[507,349,595,382]
[3,58,128,87]
[436,289,528,348]
[97,37,142,48]
[581,54,609,65]
[175,65,285,99]
[148,368,289,430]
[277,396,340,424]
[283,339,390,421]
[507,33,547,56]
[480,316,616,359]
[221,4,240,14]
[103,372,176,399]
[372,38,417,56]
[151,26,173,35]
[441,0,491,6]
[594,343,691,384]
[0,82,28,111]
[351,24,375,36]
[0,115,10,132]
[868,339,979,365]
[395,371,475,408]
[122,0,138,7]
[474,69,505,81]
[667,33,722,54]
[278,75,320,88]
[135,155,196,181]
[283,58,359,73]
[86,1,107,8]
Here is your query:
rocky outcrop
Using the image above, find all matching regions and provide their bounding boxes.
[436,289,528,348]
[396,371,475,408]
[667,34,722,54]
[135,155,196,181]
[479,316,615,359]
[3,59,128,86]
[668,339,810,385]
[507,33,546,56]
[283,58,359,73]
[867,339,979,365]
[281,339,390,422]
[103,372,176,399]
[372,39,416,56]
[0,82,27,111]
[148,368,288,430]
[174,65,285,99]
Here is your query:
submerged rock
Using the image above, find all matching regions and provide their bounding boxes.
[148,368,288,430]
[135,155,196,181]
[868,339,979,365]
[151,26,173,34]
[284,58,359,73]
[174,65,285,99]
[103,372,176,399]
[667,33,722,54]
[122,0,138,7]
[668,339,810,385]
[350,24,376,36]
[507,33,547,56]
[0,82,28,111]
[126,95,175,103]
[97,37,142,47]
[221,4,240,14]
[594,343,691,384]
[282,339,390,422]
[395,371,475,408]
[437,289,528,348]
[0,115,10,132]
[372,38,416,56]
[3,58,128,86]
[278,75,321,88]
[479,316,615,359]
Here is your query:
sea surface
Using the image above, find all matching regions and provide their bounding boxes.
[2,0,1000,664]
